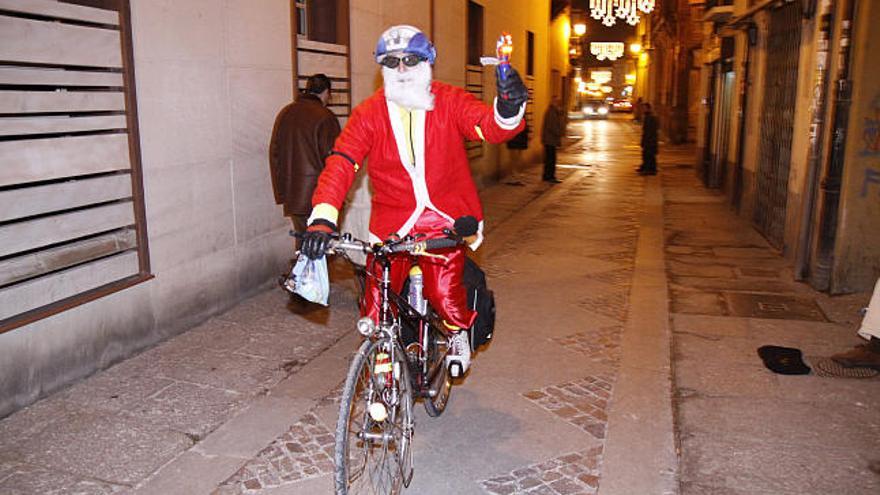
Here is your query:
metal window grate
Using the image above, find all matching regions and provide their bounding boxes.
[0,0,151,333]
[293,1,351,121]
[465,65,484,159]
[753,2,802,248]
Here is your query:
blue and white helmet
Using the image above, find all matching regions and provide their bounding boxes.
[374,24,436,64]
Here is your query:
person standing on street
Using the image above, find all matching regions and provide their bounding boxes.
[633,96,644,123]
[831,278,880,370]
[269,74,341,242]
[637,102,659,175]
[541,98,564,183]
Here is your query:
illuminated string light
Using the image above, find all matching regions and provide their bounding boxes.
[590,0,656,27]
[590,42,625,61]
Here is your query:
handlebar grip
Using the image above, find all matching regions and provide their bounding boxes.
[387,238,459,253]
[423,238,461,251]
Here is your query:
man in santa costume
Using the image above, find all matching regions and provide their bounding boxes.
[300,25,527,375]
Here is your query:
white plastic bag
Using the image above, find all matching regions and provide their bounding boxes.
[285,255,330,306]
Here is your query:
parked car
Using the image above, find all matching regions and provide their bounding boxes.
[611,99,633,112]
[582,100,610,119]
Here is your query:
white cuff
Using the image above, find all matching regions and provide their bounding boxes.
[493,98,526,130]
[468,220,485,251]
[307,203,339,226]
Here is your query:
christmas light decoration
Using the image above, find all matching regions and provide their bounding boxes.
[590,42,625,61]
[590,70,612,84]
[590,0,656,27]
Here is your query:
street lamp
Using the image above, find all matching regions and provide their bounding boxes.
[630,42,642,54]
[573,23,587,36]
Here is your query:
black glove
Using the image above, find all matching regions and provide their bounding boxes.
[300,219,337,259]
[454,216,479,237]
[495,66,528,119]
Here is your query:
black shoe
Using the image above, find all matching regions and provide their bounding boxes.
[543,178,562,183]
[638,170,657,176]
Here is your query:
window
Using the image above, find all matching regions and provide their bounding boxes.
[552,69,561,98]
[0,0,150,333]
[295,0,348,45]
[467,1,484,66]
[295,0,307,36]
[465,1,485,159]
[294,0,352,120]
[527,31,535,76]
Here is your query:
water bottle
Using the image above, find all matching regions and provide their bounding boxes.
[408,267,427,315]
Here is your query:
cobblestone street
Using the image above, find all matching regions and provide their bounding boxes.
[1,116,878,494]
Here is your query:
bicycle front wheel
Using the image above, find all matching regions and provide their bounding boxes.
[335,338,414,495]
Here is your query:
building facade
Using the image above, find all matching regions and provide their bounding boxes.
[695,0,880,293]
[0,0,569,417]
[645,0,704,144]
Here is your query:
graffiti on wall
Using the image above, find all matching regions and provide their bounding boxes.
[859,95,880,198]
[861,95,880,155]
[862,167,880,198]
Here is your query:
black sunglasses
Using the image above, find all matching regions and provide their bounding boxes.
[379,54,426,69]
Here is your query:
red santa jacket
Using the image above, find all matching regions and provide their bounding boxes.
[310,81,525,244]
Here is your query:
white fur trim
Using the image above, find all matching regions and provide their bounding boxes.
[468,220,485,251]
[493,97,526,130]
[385,99,455,237]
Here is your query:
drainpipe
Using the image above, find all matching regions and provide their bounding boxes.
[811,0,857,292]
[794,0,834,280]
[732,24,755,212]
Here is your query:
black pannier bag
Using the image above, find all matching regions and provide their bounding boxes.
[463,257,495,350]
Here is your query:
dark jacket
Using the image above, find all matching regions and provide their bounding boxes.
[269,93,340,216]
[541,103,564,147]
[641,113,659,150]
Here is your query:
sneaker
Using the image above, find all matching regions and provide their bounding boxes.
[445,331,471,377]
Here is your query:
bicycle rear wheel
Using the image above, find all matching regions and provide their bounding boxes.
[423,322,452,417]
[335,338,413,495]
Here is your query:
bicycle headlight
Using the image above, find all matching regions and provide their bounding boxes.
[356,317,376,336]
[368,402,388,422]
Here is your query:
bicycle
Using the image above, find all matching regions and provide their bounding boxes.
[312,231,466,495]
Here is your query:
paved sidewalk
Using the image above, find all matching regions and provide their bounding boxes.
[659,145,880,494]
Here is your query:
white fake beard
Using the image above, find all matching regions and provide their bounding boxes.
[382,62,434,111]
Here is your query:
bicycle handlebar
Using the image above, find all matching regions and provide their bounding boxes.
[327,235,462,257]
[290,230,465,259]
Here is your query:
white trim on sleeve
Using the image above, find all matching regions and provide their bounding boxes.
[493,97,526,130]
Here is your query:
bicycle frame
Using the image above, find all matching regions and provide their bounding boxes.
[326,232,463,494]
[368,253,452,399]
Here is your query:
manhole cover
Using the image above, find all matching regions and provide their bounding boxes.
[724,293,828,322]
[809,357,879,379]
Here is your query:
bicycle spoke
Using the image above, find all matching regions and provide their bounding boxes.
[337,339,409,495]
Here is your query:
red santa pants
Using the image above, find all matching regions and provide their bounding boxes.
[361,210,476,329]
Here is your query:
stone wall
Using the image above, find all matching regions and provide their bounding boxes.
[0,0,294,418]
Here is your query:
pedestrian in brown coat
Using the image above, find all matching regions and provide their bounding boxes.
[541,98,565,183]
[269,74,341,239]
